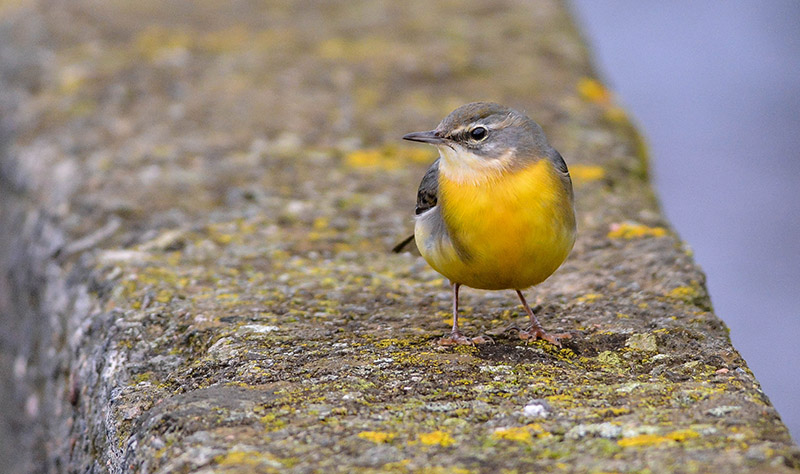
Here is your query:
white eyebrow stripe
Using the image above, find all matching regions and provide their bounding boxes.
[449,125,469,135]
[448,112,516,137]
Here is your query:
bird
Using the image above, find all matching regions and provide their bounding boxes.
[397,102,576,346]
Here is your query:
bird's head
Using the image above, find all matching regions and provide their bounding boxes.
[403,102,551,183]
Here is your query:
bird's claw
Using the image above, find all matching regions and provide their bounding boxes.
[518,328,571,348]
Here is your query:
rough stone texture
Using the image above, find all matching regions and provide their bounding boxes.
[0,0,797,472]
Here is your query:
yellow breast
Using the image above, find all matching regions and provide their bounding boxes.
[417,159,575,290]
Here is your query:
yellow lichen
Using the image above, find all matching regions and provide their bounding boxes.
[578,77,612,105]
[668,429,701,442]
[607,222,667,240]
[419,430,455,447]
[667,286,699,302]
[312,217,329,230]
[576,293,603,303]
[569,164,605,185]
[604,106,628,123]
[545,394,576,407]
[618,434,671,447]
[596,407,631,417]
[344,145,435,171]
[358,431,396,443]
[492,426,532,443]
[155,289,173,303]
[216,293,239,300]
[345,149,397,170]
[618,429,700,447]
[375,338,415,349]
[492,424,549,444]
[259,412,287,431]
[381,460,412,471]
[132,372,153,384]
[405,147,437,164]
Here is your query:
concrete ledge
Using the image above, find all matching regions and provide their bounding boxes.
[1,0,798,472]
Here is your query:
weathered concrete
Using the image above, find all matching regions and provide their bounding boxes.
[0,0,797,472]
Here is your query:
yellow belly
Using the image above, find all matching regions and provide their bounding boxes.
[415,160,575,290]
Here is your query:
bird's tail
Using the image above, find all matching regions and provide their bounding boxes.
[391,234,415,253]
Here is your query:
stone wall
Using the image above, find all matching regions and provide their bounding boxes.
[0,0,797,472]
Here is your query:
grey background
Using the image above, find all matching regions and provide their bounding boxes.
[570,1,800,440]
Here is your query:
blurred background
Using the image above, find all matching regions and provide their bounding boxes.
[570,1,800,440]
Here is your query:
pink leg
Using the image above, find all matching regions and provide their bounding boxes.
[515,290,571,347]
[438,283,492,346]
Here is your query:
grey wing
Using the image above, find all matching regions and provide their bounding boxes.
[415,159,440,215]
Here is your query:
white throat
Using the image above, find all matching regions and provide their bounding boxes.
[436,144,513,185]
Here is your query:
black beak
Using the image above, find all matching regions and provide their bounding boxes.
[402,130,444,144]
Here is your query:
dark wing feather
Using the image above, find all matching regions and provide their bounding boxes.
[548,149,569,175]
[415,159,440,215]
[548,149,574,200]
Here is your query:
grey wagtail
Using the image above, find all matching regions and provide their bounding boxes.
[397,102,576,346]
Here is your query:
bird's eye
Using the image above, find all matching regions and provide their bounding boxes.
[470,126,487,141]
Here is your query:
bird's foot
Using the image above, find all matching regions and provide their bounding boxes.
[518,327,571,348]
[438,331,494,346]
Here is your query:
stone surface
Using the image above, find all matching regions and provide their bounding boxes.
[0,0,797,472]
